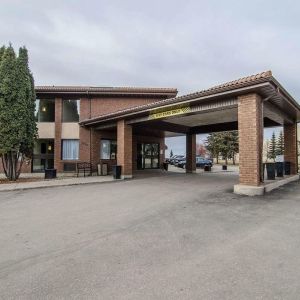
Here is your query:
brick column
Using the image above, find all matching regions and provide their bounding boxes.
[79,98,91,163]
[284,123,298,175]
[54,98,63,172]
[238,93,263,186]
[186,133,196,173]
[90,128,102,168]
[117,120,133,178]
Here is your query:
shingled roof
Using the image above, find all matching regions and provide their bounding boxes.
[35,85,178,97]
[80,71,292,125]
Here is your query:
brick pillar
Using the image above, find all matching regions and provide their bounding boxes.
[238,93,263,186]
[54,98,63,172]
[284,123,298,175]
[79,98,91,164]
[90,128,101,168]
[117,120,133,178]
[186,133,196,173]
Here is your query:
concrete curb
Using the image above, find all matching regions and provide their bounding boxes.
[0,176,115,192]
[234,174,300,196]
[264,174,300,193]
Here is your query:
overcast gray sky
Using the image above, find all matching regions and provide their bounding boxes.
[1,0,299,155]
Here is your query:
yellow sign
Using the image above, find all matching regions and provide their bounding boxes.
[149,106,191,120]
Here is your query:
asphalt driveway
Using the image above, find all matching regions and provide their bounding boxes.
[0,171,300,299]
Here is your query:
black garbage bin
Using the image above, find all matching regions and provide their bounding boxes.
[112,165,122,179]
[163,162,169,171]
[222,165,227,171]
[45,168,57,179]
[204,164,211,172]
[266,163,275,180]
[284,161,291,175]
[276,162,284,177]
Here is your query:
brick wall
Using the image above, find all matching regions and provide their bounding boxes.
[238,93,263,186]
[0,94,168,175]
[90,97,164,118]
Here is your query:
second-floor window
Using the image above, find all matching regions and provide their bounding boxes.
[62,100,80,122]
[35,99,55,122]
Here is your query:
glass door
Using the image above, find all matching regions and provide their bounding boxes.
[137,143,160,169]
[32,139,54,172]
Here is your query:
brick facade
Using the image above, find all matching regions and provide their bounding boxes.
[238,93,263,186]
[284,123,298,174]
[0,93,167,175]
[186,133,196,173]
[90,97,160,118]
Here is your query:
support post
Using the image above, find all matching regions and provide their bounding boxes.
[237,93,263,186]
[186,133,196,173]
[117,120,133,179]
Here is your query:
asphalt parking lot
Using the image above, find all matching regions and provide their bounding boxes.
[1,171,300,299]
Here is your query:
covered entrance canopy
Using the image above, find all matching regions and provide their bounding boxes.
[80,71,300,194]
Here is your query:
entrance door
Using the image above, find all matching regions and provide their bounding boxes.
[32,139,54,172]
[137,143,160,169]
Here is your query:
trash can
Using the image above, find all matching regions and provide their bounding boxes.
[222,165,227,171]
[266,163,275,180]
[276,162,284,177]
[102,163,108,176]
[284,161,291,175]
[163,162,169,171]
[112,165,121,179]
[45,168,57,179]
[98,163,108,176]
[204,164,211,172]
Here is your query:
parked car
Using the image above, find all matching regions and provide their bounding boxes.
[169,155,185,165]
[196,156,213,168]
[174,156,186,166]
[177,156,213,169]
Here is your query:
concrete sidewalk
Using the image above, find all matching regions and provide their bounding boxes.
[0,175,114,192]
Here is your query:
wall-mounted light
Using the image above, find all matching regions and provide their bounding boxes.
[42,106,47,112]
[48,145,52,151]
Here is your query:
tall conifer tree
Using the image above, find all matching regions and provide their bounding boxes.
[0,44,37,180]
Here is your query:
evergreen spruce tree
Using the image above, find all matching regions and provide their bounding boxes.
[170,149,173,157]
[0,44,37,180]
[0,46,5,64]
[276,130,284,156]
[268,132,277,162]
[206,133,218,163]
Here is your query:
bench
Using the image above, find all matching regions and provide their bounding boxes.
[76,162,93,177]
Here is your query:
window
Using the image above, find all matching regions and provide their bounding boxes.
[35,99,55,122]
[101,139,117,159]
[62,140,79,160]
[62,100,80,122]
